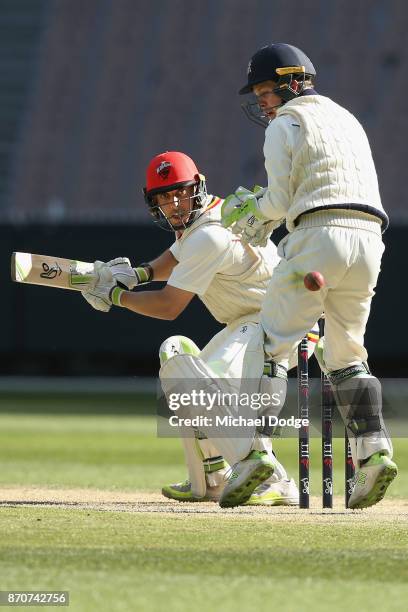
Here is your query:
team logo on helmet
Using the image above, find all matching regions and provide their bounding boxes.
[247,59,252,75]
[156,161,171,180]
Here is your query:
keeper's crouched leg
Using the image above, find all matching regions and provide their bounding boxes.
[159,335,229,502]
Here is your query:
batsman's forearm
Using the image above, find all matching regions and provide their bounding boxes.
[148,250,178,281]
[118,289,181,320]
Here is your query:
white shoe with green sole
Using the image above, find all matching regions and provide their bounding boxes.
[219,450,275,508]
[161,479,224,502]
[348,452,398,509]
[246,477,299,506]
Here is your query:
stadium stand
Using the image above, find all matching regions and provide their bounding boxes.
[2,0,408,221]
[1,0,407,376]
[0,0,47,215]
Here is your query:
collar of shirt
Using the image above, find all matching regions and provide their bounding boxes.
[300,88,318,96]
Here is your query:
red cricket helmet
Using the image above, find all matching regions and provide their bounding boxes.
[143,151,207,231]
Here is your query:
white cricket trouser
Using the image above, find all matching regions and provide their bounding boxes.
[200,315,263,379]
[201,314,305,376]
[260,215,391,461]
[261,219,384,370]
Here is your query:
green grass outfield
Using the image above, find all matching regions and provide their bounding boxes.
[0,394,407,611]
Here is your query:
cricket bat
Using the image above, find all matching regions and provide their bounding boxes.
[11,252,104,291]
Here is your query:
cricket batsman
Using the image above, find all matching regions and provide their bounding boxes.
[222,42,397,509]
[81,151,317,506]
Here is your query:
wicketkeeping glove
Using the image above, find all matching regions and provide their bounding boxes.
[221,186,283,247]
[221,186,269,229]
[241,217,285,247]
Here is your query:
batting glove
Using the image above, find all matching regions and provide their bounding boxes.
[82,261,125,312]
[105,257,153,290]
[104,257,137,289]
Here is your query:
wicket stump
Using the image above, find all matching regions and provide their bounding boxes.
[298,318,355,508]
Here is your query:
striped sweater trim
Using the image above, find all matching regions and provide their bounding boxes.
[205,196,222,212]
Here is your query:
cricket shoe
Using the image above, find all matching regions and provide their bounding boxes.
[161,479,224,502]
[245,477,299,506]
[348,452,398,509]
[219,450,275,508]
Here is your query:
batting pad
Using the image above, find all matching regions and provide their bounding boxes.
[159,335,200,367]
[180,437,207,498]
[160,354,256,465]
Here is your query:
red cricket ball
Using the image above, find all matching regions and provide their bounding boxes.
[303,271,325,291]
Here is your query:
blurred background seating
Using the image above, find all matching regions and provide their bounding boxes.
[1,0,406,375]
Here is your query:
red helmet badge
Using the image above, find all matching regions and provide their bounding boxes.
[156,161,171,180]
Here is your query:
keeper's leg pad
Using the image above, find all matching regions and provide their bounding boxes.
[257,362,288,436]
[159,335,200,366]
[329,367,393,461]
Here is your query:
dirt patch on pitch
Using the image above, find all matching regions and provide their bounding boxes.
[0,486,407,523]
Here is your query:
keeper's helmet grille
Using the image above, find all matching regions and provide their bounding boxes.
[239,43,316,127]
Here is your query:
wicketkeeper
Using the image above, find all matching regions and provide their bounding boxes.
[222,42,397,509]
[81,150,317,506]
